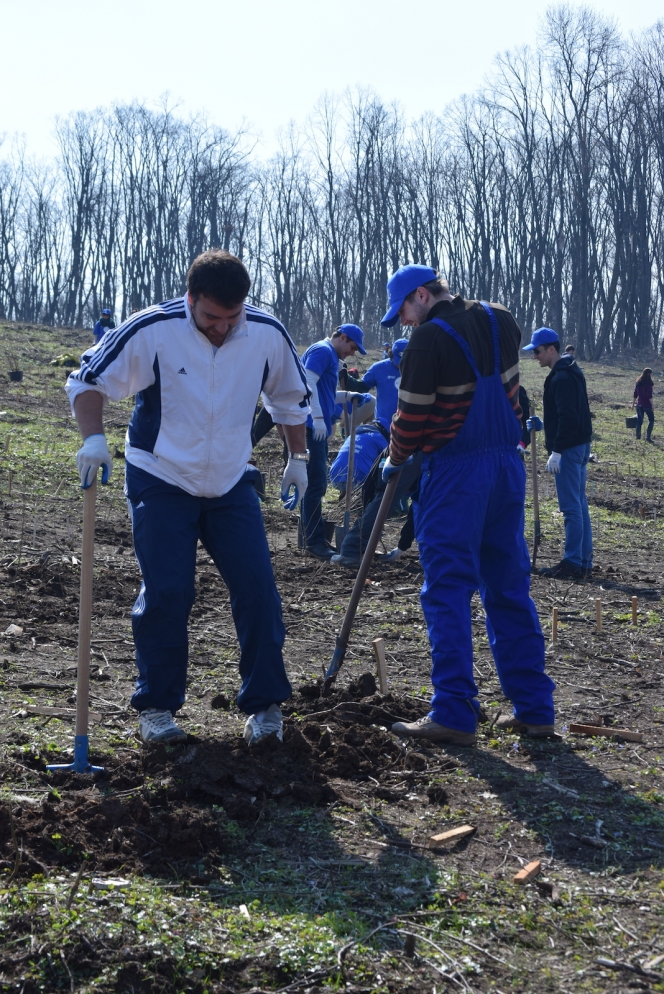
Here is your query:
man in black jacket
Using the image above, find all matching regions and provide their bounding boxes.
[524,328,593,578]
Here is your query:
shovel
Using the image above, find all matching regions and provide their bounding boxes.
[47,477,104,774]
[530,408,541,567]
[324,470,401,694]
[335,395,358,552]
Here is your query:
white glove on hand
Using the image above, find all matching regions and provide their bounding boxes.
[76,433,112,489]
[281,457,309,511]
[546,451,562,474]
[312,417,327,442]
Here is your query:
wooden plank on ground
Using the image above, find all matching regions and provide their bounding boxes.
[569,722,643,743]
[26,705,102,724]
[513,860,542,885]
[429,825,476,848]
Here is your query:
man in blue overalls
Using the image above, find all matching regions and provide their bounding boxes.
[380,265,556,745]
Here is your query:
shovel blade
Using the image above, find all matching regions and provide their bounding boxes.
[335,525,347,552]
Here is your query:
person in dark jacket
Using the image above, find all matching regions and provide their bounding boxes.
[93,308,115,344]
[632,368,654,442]
[524,327,592,579]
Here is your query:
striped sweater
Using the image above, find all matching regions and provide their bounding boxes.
[390,296,522,463]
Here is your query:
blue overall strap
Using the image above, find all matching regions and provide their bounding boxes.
[478,301,501,374]
[430,318,481,378]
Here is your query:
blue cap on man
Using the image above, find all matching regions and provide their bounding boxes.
[381,264,437,327]
[391,338,409,364]
[338,323,367,355]
[101,308,111,316]
[522,327,560,352]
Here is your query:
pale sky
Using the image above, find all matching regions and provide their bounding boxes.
[0,0,661,161]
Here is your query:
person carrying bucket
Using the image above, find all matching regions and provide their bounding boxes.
[632,367,655,442]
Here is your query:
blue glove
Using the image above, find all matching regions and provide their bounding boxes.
[346,392,372,414]
[381,455,413,482]
[280,457,309,511]
[526,416,543,432]
[76,434,112,489]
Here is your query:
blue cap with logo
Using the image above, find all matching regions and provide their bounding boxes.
[381,264,437,327]
[101,308,111,316]
[522,327,560,352]
[338,323,367,355]
[391,338,409,363]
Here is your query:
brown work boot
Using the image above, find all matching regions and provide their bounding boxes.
[495,715,560,739]
[391,716,476,746]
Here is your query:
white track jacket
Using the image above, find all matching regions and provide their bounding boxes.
[66,296,310,497]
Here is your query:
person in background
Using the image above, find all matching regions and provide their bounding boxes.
[563,344,576,357]
[517,385,531,456]
[331,448,422,567]
[300,324,372,559]
[350,338,409,431]
[381,341,391,360]
[632,367,655,443]
[525,327,593,579]
[93,308,115,344]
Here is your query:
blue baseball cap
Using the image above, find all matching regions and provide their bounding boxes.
[338,323,367,355]
[101,308,111,316]
[522,327,560,351]
[391,338,409,363]
[381,264,437,327]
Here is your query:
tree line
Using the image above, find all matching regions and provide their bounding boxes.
[0,7,663,357]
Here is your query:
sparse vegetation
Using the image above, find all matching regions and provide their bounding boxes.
[0,322,663,993]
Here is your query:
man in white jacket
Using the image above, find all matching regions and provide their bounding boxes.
[66,250,310,746]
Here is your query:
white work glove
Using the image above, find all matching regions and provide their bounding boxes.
[281,457,309,511]
[546,451,562,474]
[312,417,327,442]
[76,433,112,489]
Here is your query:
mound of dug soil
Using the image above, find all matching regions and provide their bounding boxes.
[1,678,449,879]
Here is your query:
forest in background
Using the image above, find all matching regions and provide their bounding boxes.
[0,6,663,355]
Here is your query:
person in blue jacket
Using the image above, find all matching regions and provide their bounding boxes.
[93,308,115,344]
[300,324,372,559]
[329,421,390,490]
[353,338,409,431]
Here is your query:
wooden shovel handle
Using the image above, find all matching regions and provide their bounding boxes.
[75,478,96,738]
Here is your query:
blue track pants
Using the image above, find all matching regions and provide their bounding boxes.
[126,463,291,715]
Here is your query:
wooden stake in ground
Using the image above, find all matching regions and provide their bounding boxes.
[47,478,103,774]
[530,406,541,566]
[595,598,602,633]
[372,637,388,694]
[552,606,559,641]
[631,596,638,626]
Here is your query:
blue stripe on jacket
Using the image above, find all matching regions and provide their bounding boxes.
[244,304,310,406]
[73,302,186,384]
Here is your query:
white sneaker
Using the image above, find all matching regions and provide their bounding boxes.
[381,547,403,562]
[139,708,187,743]
[243,704,283,746]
